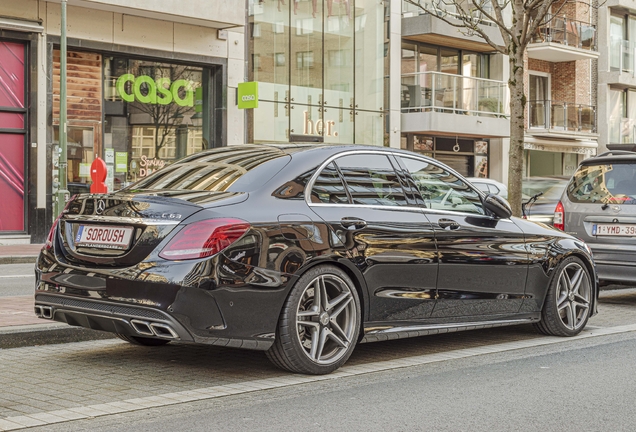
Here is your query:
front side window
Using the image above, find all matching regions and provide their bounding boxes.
[334,154,407,206]
[567,163,636,204]
[400,157,484,215]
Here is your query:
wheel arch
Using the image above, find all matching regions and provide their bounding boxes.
[291,256,368,339]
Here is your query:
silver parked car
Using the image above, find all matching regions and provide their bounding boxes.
[557,150,636,285]
[467,177,508,199]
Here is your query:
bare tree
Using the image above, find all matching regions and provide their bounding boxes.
[405,0,576,215]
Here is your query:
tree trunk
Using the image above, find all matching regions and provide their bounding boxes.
[507,52,526,217]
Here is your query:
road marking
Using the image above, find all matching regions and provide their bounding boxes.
[0,275,33,279]
[1,323,636,430]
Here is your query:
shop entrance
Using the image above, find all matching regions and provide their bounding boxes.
[0,40,27,232]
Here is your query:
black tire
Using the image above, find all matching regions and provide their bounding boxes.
[534,256,592,337]
[266,265,361,375]
[116,333,171,346]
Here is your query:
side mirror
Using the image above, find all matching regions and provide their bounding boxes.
[484,194,512,219]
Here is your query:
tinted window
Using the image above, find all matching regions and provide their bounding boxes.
[335,154,408,206]
[129,146,289,193]
[400,157,484,215]
[310,163,349,204]
[567,163,636,204]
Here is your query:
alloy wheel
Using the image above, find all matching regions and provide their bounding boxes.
[555,262,591,331]
[295,274,357,365]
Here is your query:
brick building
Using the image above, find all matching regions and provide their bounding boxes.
[524,0,598,178]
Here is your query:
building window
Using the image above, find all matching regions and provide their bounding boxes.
[274,53,285,67]
[296,51,314,69]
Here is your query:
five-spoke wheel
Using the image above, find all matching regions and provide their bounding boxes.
[266,265,361,374]
[535,256,592,337]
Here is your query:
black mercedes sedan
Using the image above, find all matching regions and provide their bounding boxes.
[35,144,598,374]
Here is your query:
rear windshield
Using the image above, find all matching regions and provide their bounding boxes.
[127,146,290,193]
[567,162,636,204]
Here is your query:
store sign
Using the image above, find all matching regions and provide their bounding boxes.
[116,74,195,107]
[138,155,166,178]
[238,82,258,109]
[302,110,338,137]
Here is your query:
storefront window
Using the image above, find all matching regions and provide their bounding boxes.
[103,57,210,190]
[409,135,489,178]
[52,51,213,193]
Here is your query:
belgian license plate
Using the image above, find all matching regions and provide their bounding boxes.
[593,224,636,237]
[75,225,134,250]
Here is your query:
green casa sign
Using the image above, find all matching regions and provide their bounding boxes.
[116,74,195,107]
[238,82,258,109]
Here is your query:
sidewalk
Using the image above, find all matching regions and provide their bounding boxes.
[0,243,43,264]
[0,243,114,347]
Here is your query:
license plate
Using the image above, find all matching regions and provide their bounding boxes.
[592,224,636,237]
[75,225,134,250]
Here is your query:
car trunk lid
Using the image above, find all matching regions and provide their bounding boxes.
[54,190,247,267]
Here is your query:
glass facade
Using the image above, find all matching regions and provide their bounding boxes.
[247,0,387,145]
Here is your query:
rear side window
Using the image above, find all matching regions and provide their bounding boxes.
[310,163,349,204]
[128,146,289,193]
[334,154,408,206]
[399,156,484,215]
[567,163,636,204]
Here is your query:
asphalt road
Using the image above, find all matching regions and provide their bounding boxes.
[30,331,636,432]
[0,263,35,296]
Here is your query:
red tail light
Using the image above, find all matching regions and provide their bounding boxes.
[159,218,250,260]
[554,201,565,231]
[45,200,75,250]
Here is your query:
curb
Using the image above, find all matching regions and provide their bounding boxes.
[0,323,116,349]
[0,256,38,265]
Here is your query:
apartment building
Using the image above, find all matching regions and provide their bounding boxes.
[399,1,510,180]
[597,0,636,152]
[525,0,598,178]
[0,0,244,243]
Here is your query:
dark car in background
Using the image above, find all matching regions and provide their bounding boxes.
[36,144,597,374]
[557,150,636,285]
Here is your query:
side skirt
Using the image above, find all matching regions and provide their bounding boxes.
[360,318,539,344]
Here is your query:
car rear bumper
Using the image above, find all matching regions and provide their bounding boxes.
[35,249,293,351]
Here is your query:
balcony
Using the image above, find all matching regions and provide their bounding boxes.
[528,15,598,62]
[401,72,510,138]
[528,100,597,138]
[599,38,636,88]
[402,0,504,52]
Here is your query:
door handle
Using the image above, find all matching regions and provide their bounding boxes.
[438,218,460,230]
[341,217,367,230]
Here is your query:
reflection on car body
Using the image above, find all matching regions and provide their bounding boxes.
[36,144,598,374]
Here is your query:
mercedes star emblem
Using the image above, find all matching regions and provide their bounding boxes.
[96,199,106,215]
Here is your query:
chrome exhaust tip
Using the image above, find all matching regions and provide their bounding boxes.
[41,306,54,319]
[149,323,179,339]
[34,305,43,318]
[130,319,154,336]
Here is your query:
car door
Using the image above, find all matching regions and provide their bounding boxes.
[397,155,528,319]
[307,152,438,324]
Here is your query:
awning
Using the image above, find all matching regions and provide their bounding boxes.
[523,136,598,155]
[0,17,44,33]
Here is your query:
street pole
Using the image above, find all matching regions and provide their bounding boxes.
[56,0,70,217]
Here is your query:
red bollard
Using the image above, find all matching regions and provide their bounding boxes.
[90,157,108,193]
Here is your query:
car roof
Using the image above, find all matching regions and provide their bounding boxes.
[581,150,636,166]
